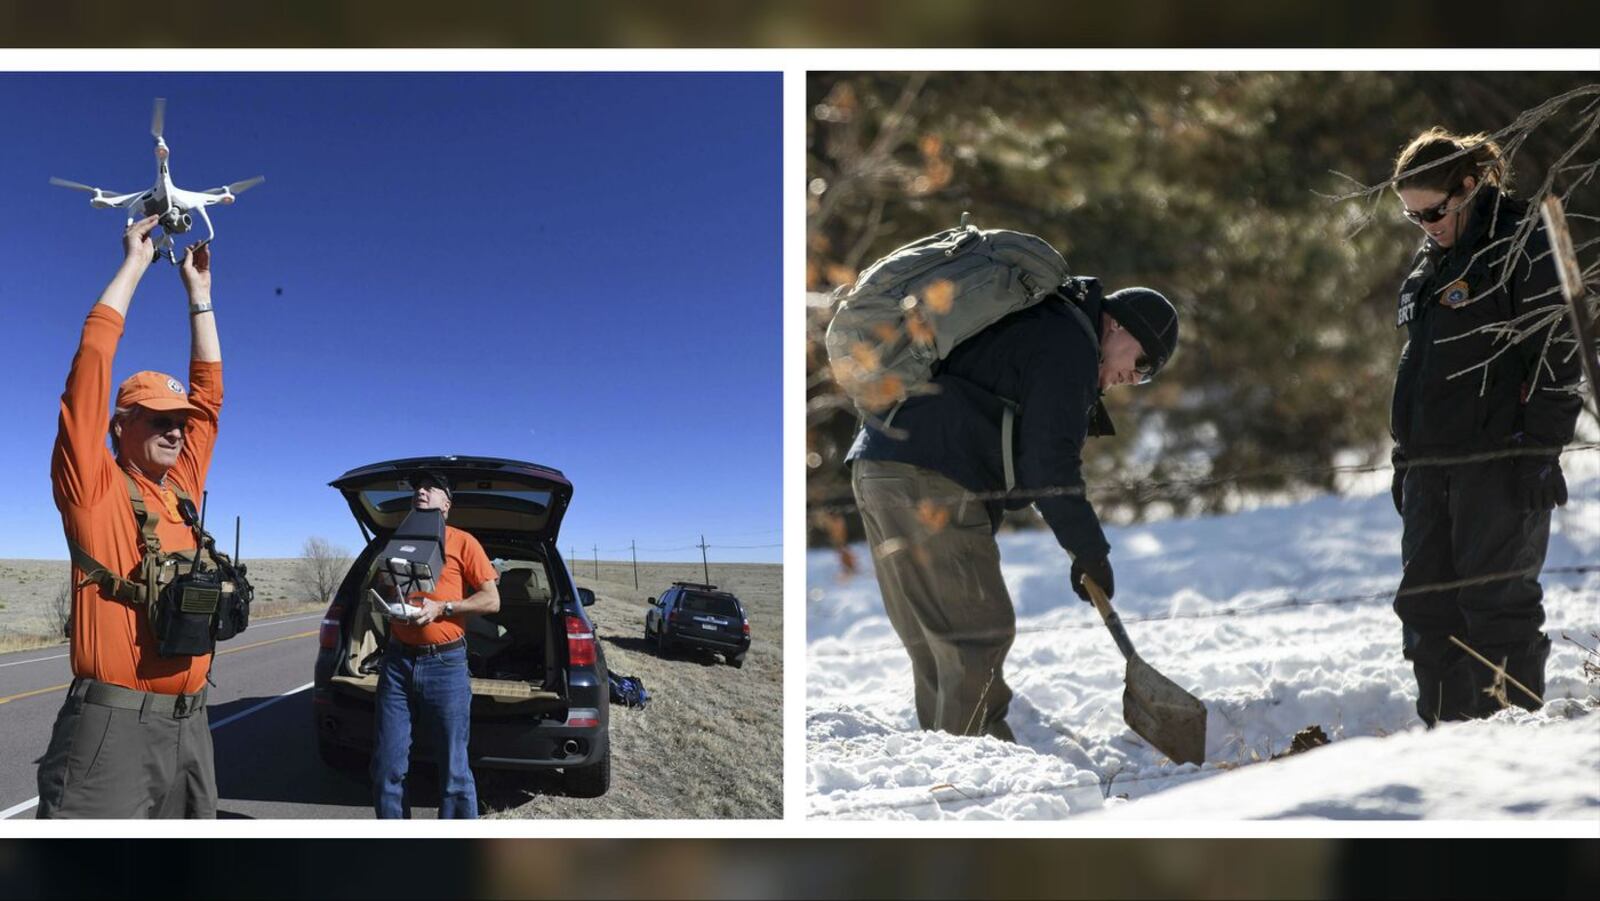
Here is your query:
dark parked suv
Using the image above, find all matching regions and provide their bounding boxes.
[311,455,611,797]
[644,581,750,667]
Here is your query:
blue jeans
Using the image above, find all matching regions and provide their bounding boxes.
[370,645,477,818]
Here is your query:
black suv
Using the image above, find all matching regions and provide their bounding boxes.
[311,455,611,797]
[644,581,750,667]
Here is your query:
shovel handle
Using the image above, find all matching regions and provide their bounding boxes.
[1083,575,1138,662]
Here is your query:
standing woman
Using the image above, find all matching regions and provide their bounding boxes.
[1388,127,1583,726]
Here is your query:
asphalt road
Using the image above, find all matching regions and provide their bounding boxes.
[0,611,439,819]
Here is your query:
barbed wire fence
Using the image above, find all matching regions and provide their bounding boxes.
[1326,82,1600,421]
[807,81,1600,558]
[809,575,1600,819]
[803,83,1600,818]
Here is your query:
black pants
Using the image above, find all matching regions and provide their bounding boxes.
[1396,458,1552,725]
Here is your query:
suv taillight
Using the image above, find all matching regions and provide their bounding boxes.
[318,603,343,649]
[742,619,750,636]
[565,615,596,667]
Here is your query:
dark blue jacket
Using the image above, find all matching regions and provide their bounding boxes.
[847,283,1112,561]
[1391,186,1583,456]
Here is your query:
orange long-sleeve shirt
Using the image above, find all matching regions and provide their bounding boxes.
[52,305,222,695]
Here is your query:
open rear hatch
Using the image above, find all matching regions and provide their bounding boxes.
[327,457,575,707]
[329,563,563,705]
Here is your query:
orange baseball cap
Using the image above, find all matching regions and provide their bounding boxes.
[115,370,202,414]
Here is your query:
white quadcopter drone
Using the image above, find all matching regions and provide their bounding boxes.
[51,98,263,263]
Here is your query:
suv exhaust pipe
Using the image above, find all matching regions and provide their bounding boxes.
[561,740,580,757]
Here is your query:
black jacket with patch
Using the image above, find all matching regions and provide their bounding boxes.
[847,281,1113,562]
[1390,186,1583,457]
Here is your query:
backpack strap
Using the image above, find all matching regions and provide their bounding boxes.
[1056,282,1102,355]
[66,473,189,612]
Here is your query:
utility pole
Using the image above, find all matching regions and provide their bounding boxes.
[631,539,638,590]
[593,543,599,579]
[698,534,711,585]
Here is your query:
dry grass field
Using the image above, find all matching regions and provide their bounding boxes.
[0,557,327,651]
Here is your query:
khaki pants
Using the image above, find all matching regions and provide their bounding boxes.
[36,679,217,819]
[852,459,1016,741]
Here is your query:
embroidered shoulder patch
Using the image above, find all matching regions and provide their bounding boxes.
[1439,279,1471,309]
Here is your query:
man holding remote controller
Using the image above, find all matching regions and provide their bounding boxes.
[370,469,499,819]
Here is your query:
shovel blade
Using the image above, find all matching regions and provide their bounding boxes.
[1123,654,1207,765]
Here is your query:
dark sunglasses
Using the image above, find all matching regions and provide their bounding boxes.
[1133,354,1157,384]
[142,412,189,432]
[1401,186,1463,226]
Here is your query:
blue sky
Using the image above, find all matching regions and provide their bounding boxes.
[0,72,780,563]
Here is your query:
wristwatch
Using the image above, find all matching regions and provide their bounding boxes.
[444,602,455,618]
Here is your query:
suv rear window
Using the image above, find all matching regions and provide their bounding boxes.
[357,487,555,533]
[679,592,741,618]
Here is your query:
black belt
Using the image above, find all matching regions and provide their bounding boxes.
[391,637,466,657]
[69,678,207,719]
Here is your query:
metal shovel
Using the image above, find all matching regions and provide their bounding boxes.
[1083,576,1208,765]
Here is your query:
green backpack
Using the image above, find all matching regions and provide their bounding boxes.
[824,214,1075,416]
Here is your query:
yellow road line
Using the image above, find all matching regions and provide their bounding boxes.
[0,629,318,706]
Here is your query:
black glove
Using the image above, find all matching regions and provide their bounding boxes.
[1516,451,1568,511]
[1391,448,1407,516]
[1071,554,1114,603]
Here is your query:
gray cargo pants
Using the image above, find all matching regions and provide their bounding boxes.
[35,678,217,819]
[852,459,1017,741]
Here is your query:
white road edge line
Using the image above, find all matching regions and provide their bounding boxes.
[0,653,69,669]
[0,614,324,669]
[0,680,315,819]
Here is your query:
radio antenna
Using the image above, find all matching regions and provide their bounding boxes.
[234,515,242,564]
[199,490,209,535]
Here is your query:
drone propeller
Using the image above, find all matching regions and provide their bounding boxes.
[204,176,265,203]
[49,177,98,193]
[226,176,264,195]
[151,97,166,140]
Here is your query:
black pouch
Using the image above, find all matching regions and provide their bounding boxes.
[213,562,253,642]
[155,567,224,657]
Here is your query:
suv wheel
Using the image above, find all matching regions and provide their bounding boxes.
[565,749,611,798]
[727,652,746,668]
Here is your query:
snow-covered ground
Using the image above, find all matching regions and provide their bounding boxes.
[807,461,1600,821]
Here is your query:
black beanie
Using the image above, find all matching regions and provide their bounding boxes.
[1103,288,1179,378]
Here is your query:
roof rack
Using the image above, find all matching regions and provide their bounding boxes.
[671,581,721,592]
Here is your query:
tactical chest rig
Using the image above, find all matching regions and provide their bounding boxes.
[68,472,253,657]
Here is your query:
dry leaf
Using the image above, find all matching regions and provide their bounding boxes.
[923,279,955,315]
[916,500,950,533]
[849,341,880,373]
[906,313,935,347]
[826,264,859,289]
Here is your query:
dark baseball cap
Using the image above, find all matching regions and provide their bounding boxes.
[405,469,453,499]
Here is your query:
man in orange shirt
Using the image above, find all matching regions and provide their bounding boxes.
[37,216,226,818]
[372,470,500,818]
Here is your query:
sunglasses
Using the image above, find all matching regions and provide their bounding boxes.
[142,412,189,432]
[1401,187,1463,226]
